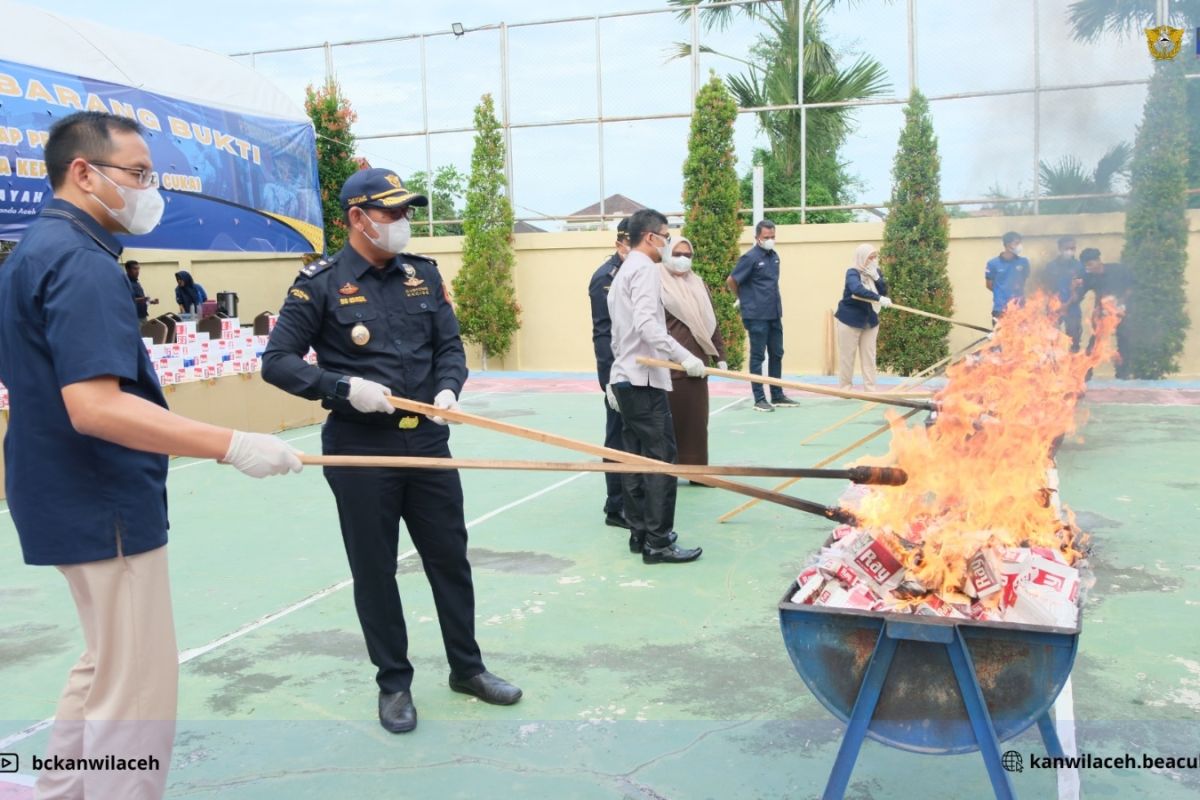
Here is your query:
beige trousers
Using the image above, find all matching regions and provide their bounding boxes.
[35,545,178,800]
[836,320,880,392]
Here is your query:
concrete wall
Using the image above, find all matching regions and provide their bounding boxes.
[127,210,1200,377]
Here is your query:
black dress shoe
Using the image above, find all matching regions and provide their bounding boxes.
[605,512,631,529]
[629,530,677,553]
[642,543,703,564]
[378,690,417,733]
[449,671,523,705]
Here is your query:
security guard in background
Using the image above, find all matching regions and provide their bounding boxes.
[587,217,631,529]
[262,168,522,735]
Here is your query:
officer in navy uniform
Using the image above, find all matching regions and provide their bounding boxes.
[262,168,522,735]
[726,219,798,412]
[587,217,631,529]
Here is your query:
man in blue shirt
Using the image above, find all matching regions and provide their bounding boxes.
[726,220,798,412]
[0,111,301,799]
[985,231,1030,323]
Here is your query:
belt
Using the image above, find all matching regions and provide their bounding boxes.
[328,411,425,430]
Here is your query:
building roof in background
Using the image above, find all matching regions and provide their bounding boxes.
[569,193,647,218]
[514,220,547,233]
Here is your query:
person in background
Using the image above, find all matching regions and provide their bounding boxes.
[607,208,704,564]
[174,269,205,314]
[834,243,892,392]
[0,110,301,800]
[263,167,522,736]
[1043,236,1084,351]
[125,259,158,320]
[588,217,631,528]
[1079,247,1133,378]
[661,235,726,469]
[726,219,798,412]
[985,231,1029,323]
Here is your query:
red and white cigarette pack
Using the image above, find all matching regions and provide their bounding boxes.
[847,532,905,593]
[966,549,1003,599]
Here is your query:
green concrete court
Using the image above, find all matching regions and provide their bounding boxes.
[1,377,1199,799]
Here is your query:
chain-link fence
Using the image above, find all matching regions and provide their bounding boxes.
[232,0,1197,230]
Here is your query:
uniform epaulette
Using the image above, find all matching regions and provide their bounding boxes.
[299,253,339,279]
[399,252,437,267]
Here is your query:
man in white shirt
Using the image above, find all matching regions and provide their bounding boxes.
[606,209,704,564]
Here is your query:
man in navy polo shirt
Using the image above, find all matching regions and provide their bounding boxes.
[985,231,1030,323]
[0,111,301,800]
[726,219,798,412]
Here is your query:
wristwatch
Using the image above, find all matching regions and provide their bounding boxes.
[332,376,352,400]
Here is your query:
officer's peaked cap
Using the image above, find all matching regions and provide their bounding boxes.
[340,168,429,211]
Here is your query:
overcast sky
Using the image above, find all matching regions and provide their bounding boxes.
[25,0,1161,226]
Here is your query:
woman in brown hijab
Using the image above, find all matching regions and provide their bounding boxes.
[661,236,727,467]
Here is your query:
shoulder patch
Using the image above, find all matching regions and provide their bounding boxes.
[289,287,311,302]
[299,252,339,279]
[399,252,437,267]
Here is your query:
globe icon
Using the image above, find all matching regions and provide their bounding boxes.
[1002,750,1024,772]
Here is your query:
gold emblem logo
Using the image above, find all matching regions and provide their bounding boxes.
[289,287,310,302]
[1146,26,1184,60]
[397,416,419,429]
[385,174,403,189]
[351,322,371,346]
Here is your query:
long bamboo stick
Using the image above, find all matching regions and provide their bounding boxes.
[636,358,936,411]
[856,296,992,333]
[384,396,857,523]
[298,454,907,484]
[715,334,994,524]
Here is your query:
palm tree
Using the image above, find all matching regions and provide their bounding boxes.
[669,0,891,219]
[1067,0,1200,206]
[1038,142,1132,213]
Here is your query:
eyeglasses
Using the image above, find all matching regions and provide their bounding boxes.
[90,161,159,188]
[652,230,672,244]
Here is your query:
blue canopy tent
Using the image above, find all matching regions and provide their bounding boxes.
[0,1,322,253]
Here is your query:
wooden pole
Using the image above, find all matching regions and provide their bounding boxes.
[636,357,935,411]
[856,296,993,333]
[384,396,857,523]
[297,454,906,484]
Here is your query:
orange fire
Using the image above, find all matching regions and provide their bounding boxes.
[851,292,1123,597]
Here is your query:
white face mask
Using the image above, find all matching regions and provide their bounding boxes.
[654,232,672,263]
[88,165,164,235]
[363,213,412,254]
[666,255,692,274]
[759,238,776,251]
[1009,243,1023,256]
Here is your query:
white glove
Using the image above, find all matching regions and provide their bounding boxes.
[222,431,303,478]
[681,354,706,378]
[717,361,728,372]
[605,383,620,412]
[348,377,395,414]
[879,296,893,308]
[429,388,460,426]
[733,298,741,310]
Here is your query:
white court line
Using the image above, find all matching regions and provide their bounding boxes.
[1,390,740,748]
[1055,676,1079,800]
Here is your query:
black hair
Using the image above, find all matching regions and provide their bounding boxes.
[1002,231,1022,246]
[755,219,776,238]
[626,208,669,247]
[124,260,140,270]
[1079,247,1101,264]
[615,216,629,242]
[45,111,144,190]
[1057,236,1075,249]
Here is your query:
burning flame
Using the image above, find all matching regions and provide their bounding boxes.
[851,292,1123,596]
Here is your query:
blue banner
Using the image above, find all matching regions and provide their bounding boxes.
[0,58,322,252]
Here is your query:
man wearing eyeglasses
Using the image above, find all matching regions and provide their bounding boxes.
[0,111,301,800]
[263,168,522,736]
[606,208,704,564]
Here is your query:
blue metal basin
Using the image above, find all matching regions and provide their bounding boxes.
[779,584,1079,755]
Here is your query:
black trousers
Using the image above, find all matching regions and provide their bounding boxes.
[745,318,785,402]
[612,384,678,548]
[322,417,485,694]
[602,398,625,514]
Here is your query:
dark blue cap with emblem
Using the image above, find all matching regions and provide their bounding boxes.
[340,168,429,211]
